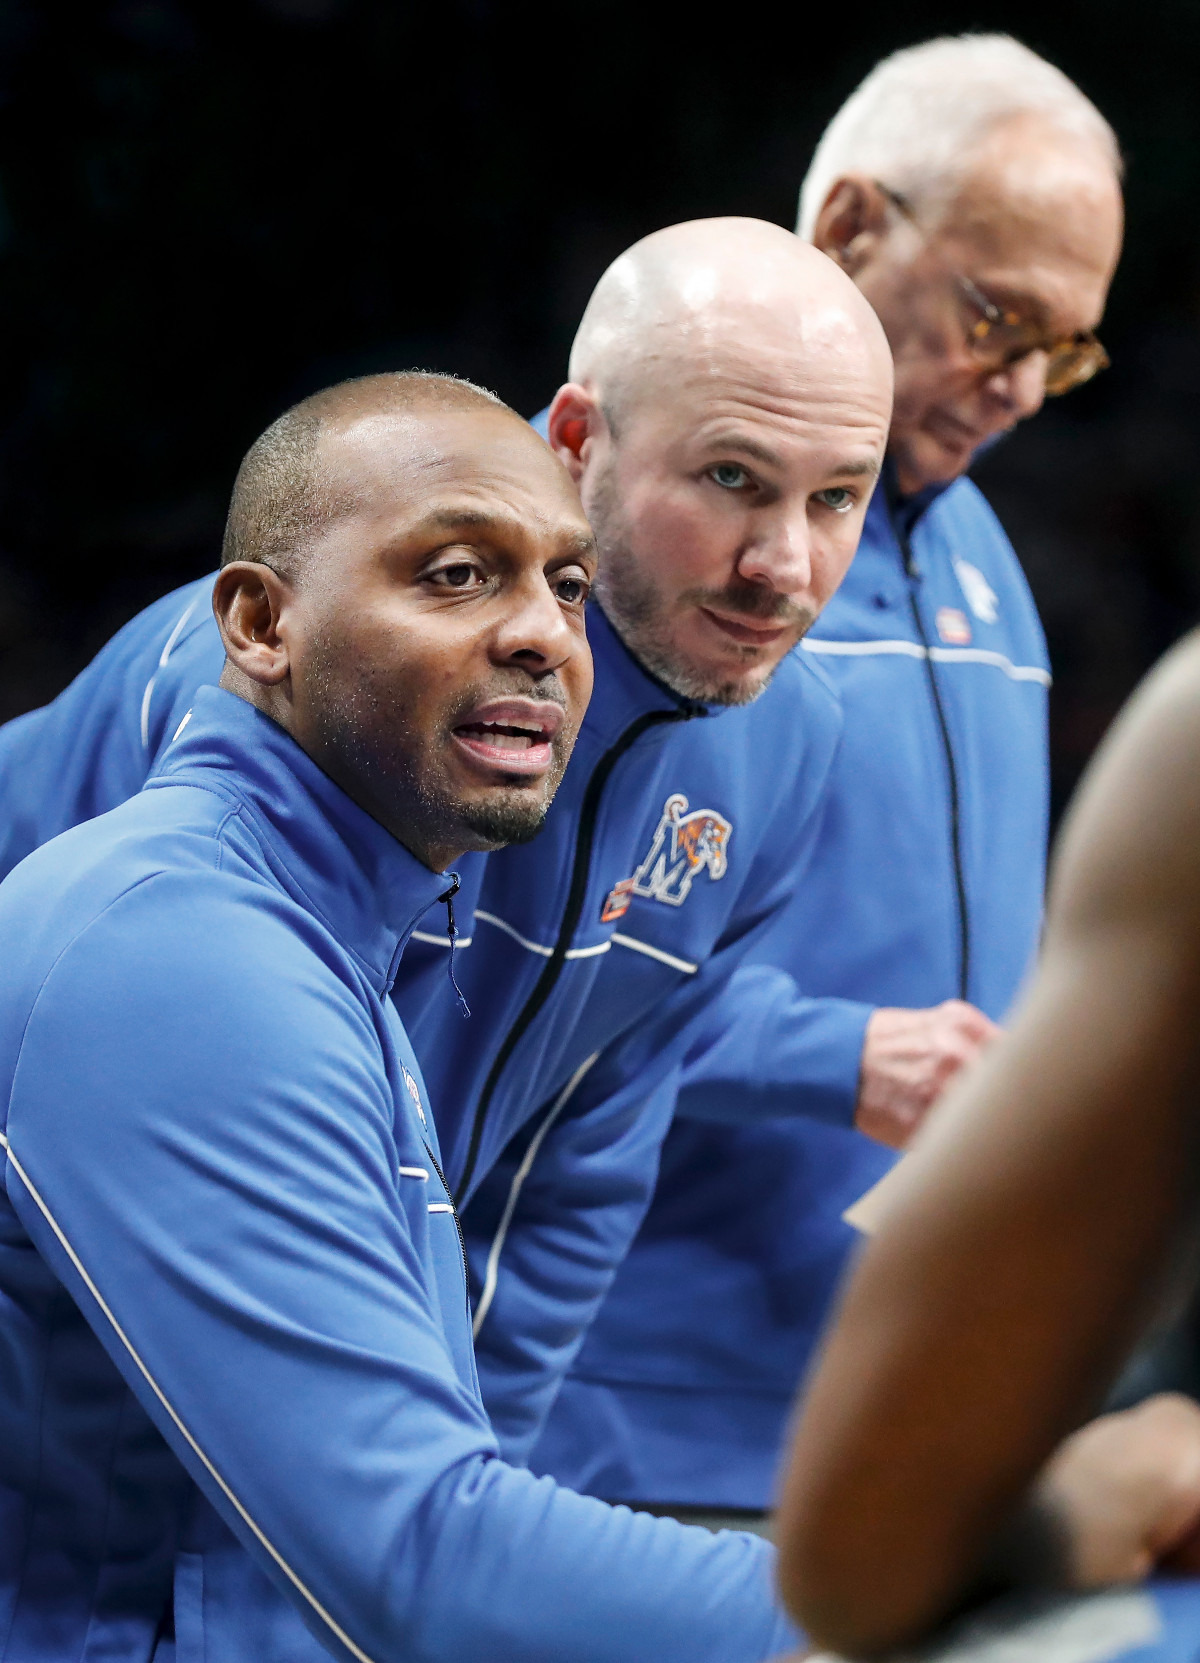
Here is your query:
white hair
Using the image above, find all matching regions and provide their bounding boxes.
[796,34,1121,238]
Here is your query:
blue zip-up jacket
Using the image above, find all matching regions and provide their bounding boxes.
[0,581,845,1462]
[530,470,1051,1507]
[0,686,798,1661]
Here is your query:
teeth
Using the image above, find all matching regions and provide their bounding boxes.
[477,731,532,749]
[459,721,544,751]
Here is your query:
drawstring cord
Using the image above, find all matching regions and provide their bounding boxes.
[439,873,471,1019]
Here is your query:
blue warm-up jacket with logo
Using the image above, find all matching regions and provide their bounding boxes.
[0,581,845,1462]
[531,470,1051,1508]
[0,687,798,1661]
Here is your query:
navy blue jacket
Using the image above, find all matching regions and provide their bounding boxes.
[0,582,844,1462]
[0,686,797,1661]
[531,471,1051,1507]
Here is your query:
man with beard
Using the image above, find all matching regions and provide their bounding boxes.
[532,33,1125,1521]
[0,369,815,1661]
[0,219,899,1464]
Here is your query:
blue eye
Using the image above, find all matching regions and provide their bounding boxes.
[709,463,750,490]
[815,487,855,513]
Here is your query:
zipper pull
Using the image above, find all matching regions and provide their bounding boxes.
[438,873,471,1019]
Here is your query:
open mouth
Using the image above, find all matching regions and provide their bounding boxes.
[451,700,563,777]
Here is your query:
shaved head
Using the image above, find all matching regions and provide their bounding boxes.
[221,371,515,580]
[568,217,892,430]
[549,216,893,707]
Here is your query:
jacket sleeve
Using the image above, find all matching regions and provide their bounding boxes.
[672,963,872,1127]
[4,873,797,1663]
[0,580,221,881]
[467,704,863,1462]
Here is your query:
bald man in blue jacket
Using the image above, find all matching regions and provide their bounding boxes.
[531,37,1126,1512]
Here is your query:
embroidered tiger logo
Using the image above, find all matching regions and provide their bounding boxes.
[613,792,733,912]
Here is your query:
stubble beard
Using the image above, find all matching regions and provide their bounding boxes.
[587,467,815,708]
[305,633,566,860]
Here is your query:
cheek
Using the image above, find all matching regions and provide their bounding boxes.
[892,353,962,424]
[564,637,594,729]
[331,615,448,723]
[634,489,735,590]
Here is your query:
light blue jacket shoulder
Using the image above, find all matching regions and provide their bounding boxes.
[0,687,797,1661]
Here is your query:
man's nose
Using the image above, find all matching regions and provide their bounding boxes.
[982,352,1048,426]
[735,511,814,598]
[492,573,575,672]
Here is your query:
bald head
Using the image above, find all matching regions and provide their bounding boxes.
[548,217,893,709]
[568,217,892,425]
[221,370,520,580]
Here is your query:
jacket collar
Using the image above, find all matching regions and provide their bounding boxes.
[145,686,452,994]
[583,602,711,745]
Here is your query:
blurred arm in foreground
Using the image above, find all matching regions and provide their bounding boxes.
[777,630,1200,1657]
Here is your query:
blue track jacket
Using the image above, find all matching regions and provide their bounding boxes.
[531,471,1051,1507]
[0,580,843,1463]
[0,686,797,1661]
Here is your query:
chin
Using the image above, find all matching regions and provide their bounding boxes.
[456,788,551,850]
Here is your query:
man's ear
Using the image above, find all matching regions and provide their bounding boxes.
[546,384,601,484]
[811,176,889,277]
[213,562,293,688]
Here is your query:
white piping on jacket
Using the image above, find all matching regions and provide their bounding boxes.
[471,1052,600,1338]
[397,1166,430,1181]
[424,913,701,975]
[475,911,612,961]
[801,635,1051,686]
[0,1130,377,1663]
[610,933,699,975]
[427,1203,455,1214]
[139,595,204,752]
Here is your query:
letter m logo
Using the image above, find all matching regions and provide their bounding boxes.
[631,793,732,908]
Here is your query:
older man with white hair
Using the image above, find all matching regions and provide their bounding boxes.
[531,34,1125,1522]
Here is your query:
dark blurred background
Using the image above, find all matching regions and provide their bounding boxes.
[0,0,1195,820]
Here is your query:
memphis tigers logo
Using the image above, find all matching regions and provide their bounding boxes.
[601,793,733,921]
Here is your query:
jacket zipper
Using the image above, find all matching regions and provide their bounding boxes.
[423,1139,473,1314]
[890,500,971,999]
[453,705,693,1204]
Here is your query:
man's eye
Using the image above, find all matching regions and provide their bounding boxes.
[430,561,482,588]
[554,573,590,605]
[815,487,855,514]
[708,463,751,491]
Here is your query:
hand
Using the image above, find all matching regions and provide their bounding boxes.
[1037,1394,1200,1586]
[854,1000,1000,1149]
